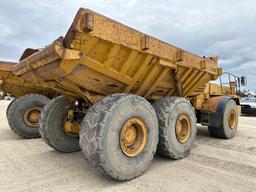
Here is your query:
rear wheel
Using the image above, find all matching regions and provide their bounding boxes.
[6,98,16,117]
[208,99,238,139]
[39,96,80,153]
[7,94,49,139]
[79,94,158,180]
[153,97,197,159]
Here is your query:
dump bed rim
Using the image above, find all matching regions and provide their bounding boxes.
[14,8,220,77]
[0,61,16,71]
[64,8,214,61]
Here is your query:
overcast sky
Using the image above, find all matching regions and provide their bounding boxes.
[0,0,255,91]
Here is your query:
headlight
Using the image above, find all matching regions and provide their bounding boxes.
[251,105,256,109]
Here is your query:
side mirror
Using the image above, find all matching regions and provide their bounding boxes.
[240,76,247,86]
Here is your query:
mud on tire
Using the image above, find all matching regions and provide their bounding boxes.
[79,94,158,181]
[153,97,197,159]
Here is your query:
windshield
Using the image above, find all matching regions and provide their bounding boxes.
[240,98,256,103]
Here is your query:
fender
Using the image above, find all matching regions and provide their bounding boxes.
[200,96,233,127]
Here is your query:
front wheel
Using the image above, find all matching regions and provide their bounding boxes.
[208,99,238,139]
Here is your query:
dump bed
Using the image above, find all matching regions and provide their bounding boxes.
[0,61,57,98]
[0,61,14,83]
[0,61,19,95]
[13,8,222,103]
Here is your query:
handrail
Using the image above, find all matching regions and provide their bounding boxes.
[219,72,241,95]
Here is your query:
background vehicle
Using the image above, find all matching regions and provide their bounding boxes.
[13,8,240,180]
[240,97,256,115]
[4,94,13,100]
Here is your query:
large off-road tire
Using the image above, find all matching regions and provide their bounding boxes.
[208,99,238,139]
[7,94,49,139]
[80,94,158,181]
[39,95,80,153]
[153,97,197,159]
[6,98,16,117]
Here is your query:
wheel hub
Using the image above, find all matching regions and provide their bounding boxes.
[64,110,80,135]
[228,110,236,129]
[64,121,80,135]
[175,114,191,143]
[120,117,147,157]
[123,125,137,146]
[24,107,41,127]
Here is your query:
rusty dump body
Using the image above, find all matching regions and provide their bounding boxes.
[0,60,57,99]
[13,8,222,103]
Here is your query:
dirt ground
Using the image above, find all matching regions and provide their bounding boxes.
[0,100,256,192]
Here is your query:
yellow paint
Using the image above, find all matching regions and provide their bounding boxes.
[12,8,222,104]
[120,117,147,157]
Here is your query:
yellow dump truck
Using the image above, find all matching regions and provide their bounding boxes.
[13,8,240,180]
[0,61,58,138]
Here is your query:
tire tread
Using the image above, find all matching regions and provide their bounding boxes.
[153,96,196,159]
[7,94,49,139]
[80,93,158,180]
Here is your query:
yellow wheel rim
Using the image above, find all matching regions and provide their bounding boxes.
[120,117,147,157]
[24,107,41,127]
[64,120,80,135]
[175,114,191,143]
[228,110,236,129]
